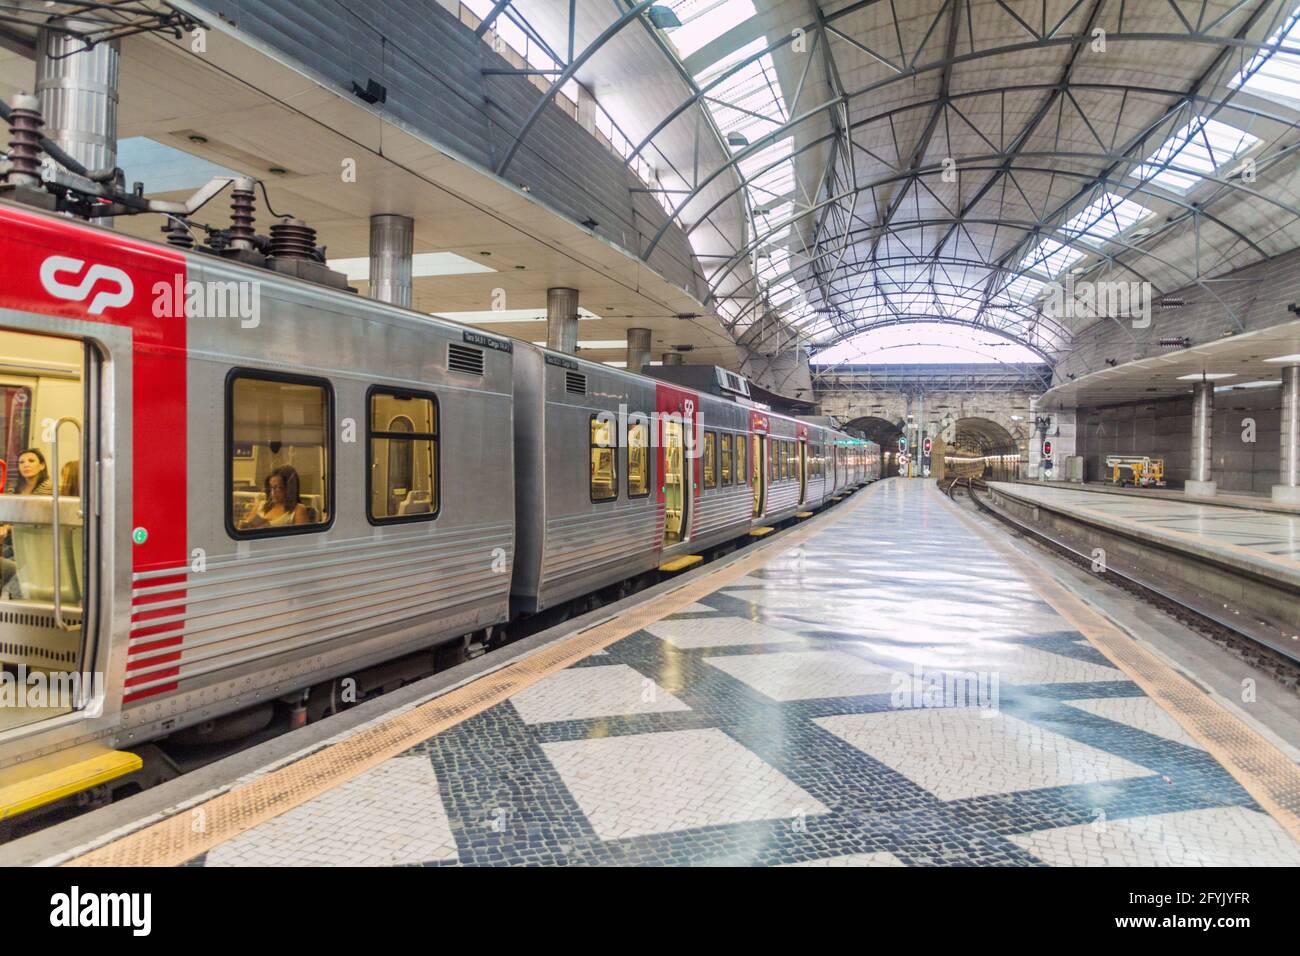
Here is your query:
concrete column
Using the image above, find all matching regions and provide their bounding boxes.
[1049,409,1078,482]
[368,214,414,308]
[1185,381,1217,497]
[662,351,685,366]
[36,19,119,174]
[626,328,651,372]
[1274,366,1300,505]
[1027,400,1042,479]
[546,287,579,353]
[916,393,925,479]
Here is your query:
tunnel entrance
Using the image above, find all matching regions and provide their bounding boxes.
[845,416,904,477]
[935,417,1022,482]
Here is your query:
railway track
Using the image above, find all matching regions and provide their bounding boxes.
[944,476,1300,689]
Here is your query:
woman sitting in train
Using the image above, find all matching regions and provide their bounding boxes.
[0,448,55,595]
[239,465,316,529]
[59,459,80,497]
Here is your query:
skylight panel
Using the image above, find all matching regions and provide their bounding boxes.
[1002,274,1045,304]
[1020,238,1085,278]
[1131,115,1259,192]
[1060,192,1150,246]
[694,36,767,83]
[1231,4,1300,105]
[667,0,758,60]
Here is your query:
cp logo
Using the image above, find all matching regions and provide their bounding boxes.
[38,255,134,315]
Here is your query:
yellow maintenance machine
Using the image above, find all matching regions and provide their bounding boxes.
[1105,455,1166,488]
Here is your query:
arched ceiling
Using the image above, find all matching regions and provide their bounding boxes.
[457,1,1300,364]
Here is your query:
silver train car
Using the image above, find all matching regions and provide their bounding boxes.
[0,201,877,821]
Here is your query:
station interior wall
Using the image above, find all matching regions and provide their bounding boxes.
[1077,387,1282,493]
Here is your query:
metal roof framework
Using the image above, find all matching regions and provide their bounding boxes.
[438,1,1300,370]
[813,361,1053,392]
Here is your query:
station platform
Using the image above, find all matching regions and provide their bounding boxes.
[32,479,1300,867]
[1010,479,1300,517]
[986,482,1300,593]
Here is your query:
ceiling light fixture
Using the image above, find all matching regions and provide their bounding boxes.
[647,5,682,29]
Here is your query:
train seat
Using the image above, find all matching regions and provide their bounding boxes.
[397,490,431,515]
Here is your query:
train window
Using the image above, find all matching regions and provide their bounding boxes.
[703,431,717,489]
[627,417,649,498]
[591,415,617,502]
[720,433,732,485]
[228,371,332,537]
[735,433,746,485]
[368,388,439,523]
[769,439,779,481]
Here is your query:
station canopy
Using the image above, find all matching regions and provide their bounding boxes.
[475,0,1300,366]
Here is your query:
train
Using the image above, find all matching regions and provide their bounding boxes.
[0,198,878,824]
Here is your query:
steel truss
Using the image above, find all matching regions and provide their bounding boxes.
[478,1,1300,370]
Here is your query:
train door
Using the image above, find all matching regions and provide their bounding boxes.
[0,328,95,733]
[798,440,808,505]
[751,434,765,517]
[663,419,687,544]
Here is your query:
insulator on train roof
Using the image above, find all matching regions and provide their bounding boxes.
[0,93,57,212]
[228,176,257,248]
[263,216,352,291]
[161,217,195,249]
[4,93,44,188]
[269,218,317,261]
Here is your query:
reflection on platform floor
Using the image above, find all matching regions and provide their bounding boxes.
[192,479,1300,867]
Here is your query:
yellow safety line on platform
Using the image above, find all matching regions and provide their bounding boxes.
[939,485,1300,844]
[64,491,872,867]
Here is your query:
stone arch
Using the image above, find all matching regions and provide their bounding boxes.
[933,416,1023,481]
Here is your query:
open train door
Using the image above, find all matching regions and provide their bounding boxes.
[750,410,769,518]
[0,328,98,734]
[657,383,698,546]
[796,423,809,505]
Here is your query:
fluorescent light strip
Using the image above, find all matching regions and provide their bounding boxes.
[328,252,497,281]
